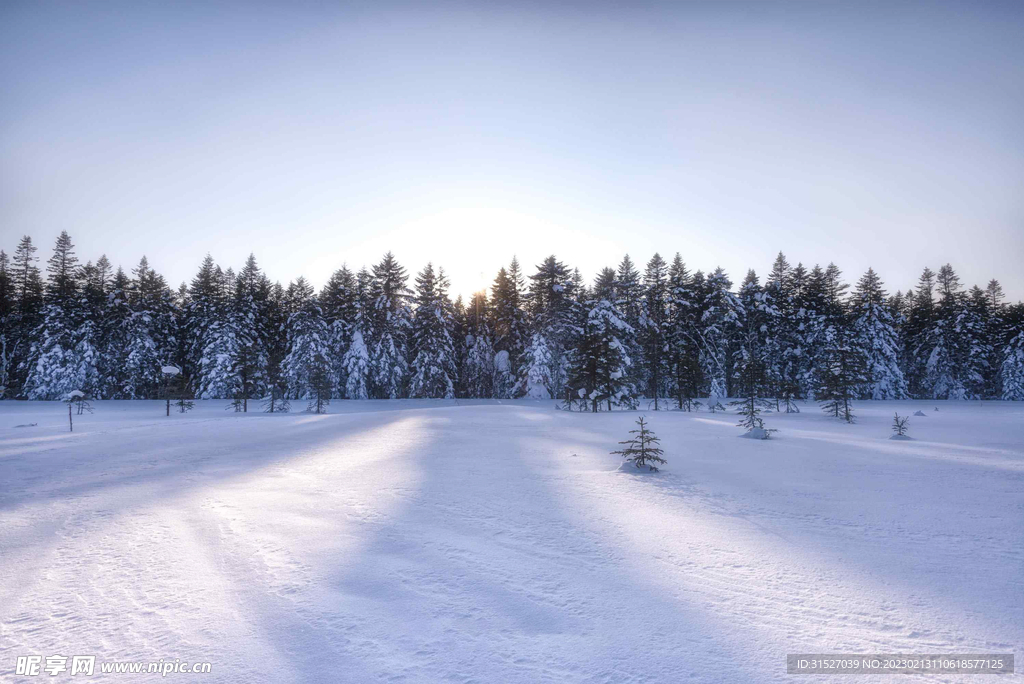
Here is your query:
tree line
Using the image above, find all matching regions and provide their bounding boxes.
[1,231,1022,408]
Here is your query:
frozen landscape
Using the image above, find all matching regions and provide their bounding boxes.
[1,399,1021,683]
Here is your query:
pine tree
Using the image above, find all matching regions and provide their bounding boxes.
[409,263,458,399]
[1000,328,1024,400]
[24,232,92,400]
[0,250,14,397]
[615,255,645,396]
[490,257,529,396]
[528,255,573,397]
[698,268,742,405]
[924,264,986,400]
[183,255,224,397]
[730,277,776,436]
[904,267,937,398]
[119,257,177,400]
[640,253,670,408]
[851,268,907,399]
[9,236,45,397]
[818,327,867,423]
[565,270,637,412]
[231,254,272,407]
[321,265,359,395]
[766,253,801,411]
[665,255,702,410]
[611,417,666,471]
[283,293,332,405]
[342,324,371,400]
[462,292,495,398]
[368,252,411,399]
[520,331,555,399]
[892,412,910,437]
[734,270,780,405]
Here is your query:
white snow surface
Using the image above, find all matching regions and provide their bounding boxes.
[1,399,1022,683]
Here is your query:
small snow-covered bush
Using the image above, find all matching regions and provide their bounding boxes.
[891,412,910,438]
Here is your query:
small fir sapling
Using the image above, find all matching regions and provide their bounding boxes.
[729,351,777,439]
[891,412,910,438]
[611,416,667,472]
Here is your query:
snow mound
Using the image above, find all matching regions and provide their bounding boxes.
[65,390,85,399]
[889,434,914,441]
[741,427,771,440]
[162,365,181,376]
[913,410,928,417]
[616,461,661,474]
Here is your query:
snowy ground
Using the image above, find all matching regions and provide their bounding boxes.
[1,399,1022,683]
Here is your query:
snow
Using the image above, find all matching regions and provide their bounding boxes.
[64,390,85,399]
[161,365,181,376]
[1,399,1021,683]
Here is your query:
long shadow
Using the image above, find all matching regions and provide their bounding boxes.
[0,409,425,597]
[254,405,773,682]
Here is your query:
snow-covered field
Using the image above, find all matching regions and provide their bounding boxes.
[1,399,1021,682]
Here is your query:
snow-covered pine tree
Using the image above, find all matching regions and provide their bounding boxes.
[342,322,371,400]
[665,255,702,410]
[851,268,908,399]
[925,264,987,400]
[24,232,97,400]
[0,250,14,397]
[528,255,574,398]
[564,268,637,412]
[462,291,495,398]
[903,267,937,398]
[283,287,332,405]
[321,265,359,396]
[3,238,41,397]
[368,252,411,399]
[1000,327,1024,400]
[639,253,670,408]
[615,255,645,397]
[412,264,453,397]
[120,257,178,400]
[262,281,290,409]
[230,254,272,408]
[490,257,529,397]
[730,272,777,435]
[765,253,802,411]
[734,270,780,404]
[519,331,555,399]
[818,325,868,423]
[698,268,742,406]
[408,264,458,399]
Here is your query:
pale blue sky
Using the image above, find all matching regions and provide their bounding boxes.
[2,1,1022,301]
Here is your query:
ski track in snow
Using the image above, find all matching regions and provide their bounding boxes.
[1,399,1021,683]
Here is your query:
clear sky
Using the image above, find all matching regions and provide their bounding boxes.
[2,1,1022,302]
